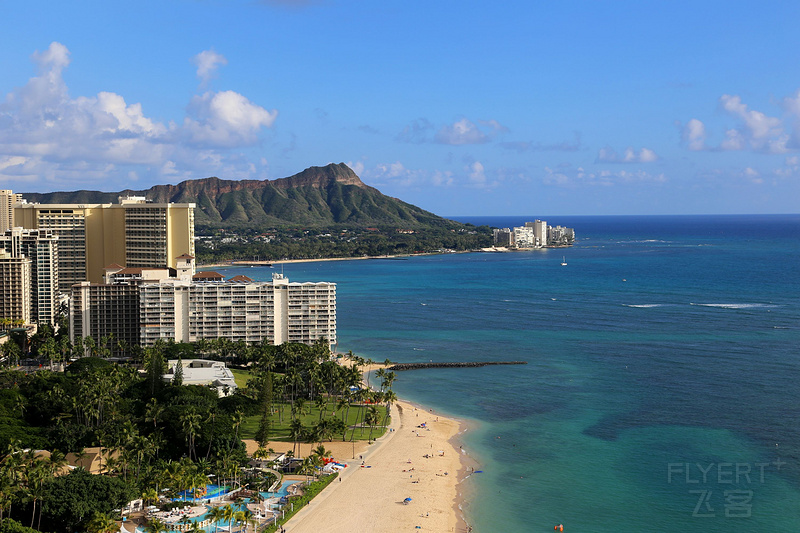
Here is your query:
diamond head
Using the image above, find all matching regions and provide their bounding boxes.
[21,163,464,231]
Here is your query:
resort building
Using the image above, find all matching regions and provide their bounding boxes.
[14,196,195,292]
[70,281,141,353]
[548,225,576,245]
[69,263,337,352]
[164,359,238,395]
[0,190,22,233]
[532,220,547,247]
[492,228,514,247]
[495,219,575,249]
[0,251,32,325]
[139,272,337,349]
[513,226,536,248]
[0,228,60,326]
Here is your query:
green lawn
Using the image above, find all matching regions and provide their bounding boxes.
[230,368,390,444]
[230,368,253,389]
[240,402,389,443]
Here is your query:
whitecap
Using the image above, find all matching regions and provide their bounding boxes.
[690,303,778,310]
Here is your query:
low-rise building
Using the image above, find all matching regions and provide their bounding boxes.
[164,359,237,396]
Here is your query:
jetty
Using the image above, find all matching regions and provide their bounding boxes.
[388,361,527,371]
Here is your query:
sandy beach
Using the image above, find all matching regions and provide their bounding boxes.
[281,399,468,533]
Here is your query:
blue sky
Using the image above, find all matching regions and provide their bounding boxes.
[1,1,799,216]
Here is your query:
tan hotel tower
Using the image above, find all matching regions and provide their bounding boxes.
[15,196,195,292]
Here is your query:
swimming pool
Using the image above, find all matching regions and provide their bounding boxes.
[259,479,300,501]
[137,481,300,532]
[174,483,230,502]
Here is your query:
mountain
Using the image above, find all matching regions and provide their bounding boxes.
[21,163,458,229]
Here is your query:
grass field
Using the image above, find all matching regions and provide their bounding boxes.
[230,368,389,443]
[230,368,253,389]
[240,403,389,443]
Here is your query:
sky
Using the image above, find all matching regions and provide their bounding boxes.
[1,1,799,216]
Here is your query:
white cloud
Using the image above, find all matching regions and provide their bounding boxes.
[682,119,707,151]
[346,160,365,176]
[435,118,489,145]
[544,166,666,187]
[183,90,277,147]
[720,128,745,151]
[685,94,788,153]
[192,50,228,84]
[0,43,278,189]
[365,161,418,187]
[468,161,486,184]
[397,117,506,146]
[720,94,782,141]
[596,146,659,163]
[431,170,454,186]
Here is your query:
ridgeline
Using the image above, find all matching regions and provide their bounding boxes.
[22,163,493,261]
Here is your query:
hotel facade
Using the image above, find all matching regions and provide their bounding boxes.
[15,196,195,293]
[140,273,337,349]
[70,268,337,352]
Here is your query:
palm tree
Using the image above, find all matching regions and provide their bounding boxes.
[86,512,118,533]
[381,389,397,430]
[364,405,379,443]
[206,505,225,533]
[181,408,202,460]
[289,419,304,457]
[144,517,167,533]
[298,456,318,484]
[221,504,236,530]
[141,487,159,508]
[145,398,164,430]
[236,508,257,533]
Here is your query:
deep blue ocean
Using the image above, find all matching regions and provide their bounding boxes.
[220,214,800,532]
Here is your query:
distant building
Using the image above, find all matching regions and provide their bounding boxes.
[15,196,195,292]
[492,228,514,247]
[501,220,575,249]
[0,190,23,233]
[533,220,547,247]
[548,225,576,245]
[0,250,31,325]
[513,226,536,248]
[1,228,60,326]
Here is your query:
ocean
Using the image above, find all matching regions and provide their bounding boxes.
[218,214,800,532]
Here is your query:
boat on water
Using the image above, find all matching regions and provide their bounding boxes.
[561,256,567,266]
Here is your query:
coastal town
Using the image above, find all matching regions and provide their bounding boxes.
[0,191,467,533]
[491,220,576,249]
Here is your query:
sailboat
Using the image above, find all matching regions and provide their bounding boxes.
[561,256,567,266]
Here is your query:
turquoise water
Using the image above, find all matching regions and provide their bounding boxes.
[219,215,800,532]
[260,479,300,501]
[175,483,229,501]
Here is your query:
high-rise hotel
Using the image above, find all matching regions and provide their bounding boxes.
[14,196,195,293]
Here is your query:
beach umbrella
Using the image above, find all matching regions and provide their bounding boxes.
[403,497,412,504]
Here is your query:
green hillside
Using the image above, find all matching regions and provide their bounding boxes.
[21,163,459,230]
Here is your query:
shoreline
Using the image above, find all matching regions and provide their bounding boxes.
[196,250,483,270]
[277,358,475,532]
[197,245,573,271]
[283,399,472,533]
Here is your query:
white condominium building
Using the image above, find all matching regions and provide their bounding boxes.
[139,272,337,349]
